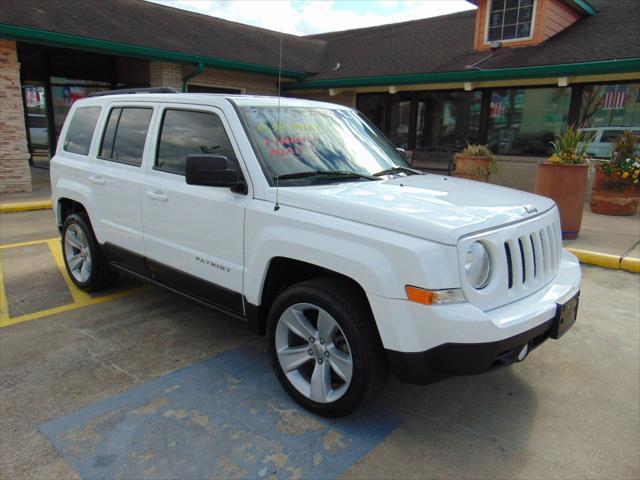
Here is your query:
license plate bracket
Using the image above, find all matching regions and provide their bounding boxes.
[551,292,580,339]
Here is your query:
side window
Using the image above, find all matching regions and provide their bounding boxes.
[98,107,153,166]
[63,106,101,156]
[156,109,236,175]
[600,130,621,143]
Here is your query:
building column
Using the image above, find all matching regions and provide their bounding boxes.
[149,61,182,91]
[0,39,31,194]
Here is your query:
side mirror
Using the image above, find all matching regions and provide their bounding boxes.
[185,154,246,193]
[396,147,406,157]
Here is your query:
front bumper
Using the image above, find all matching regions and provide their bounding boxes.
[368,250,581,383]
[386,316,557,384]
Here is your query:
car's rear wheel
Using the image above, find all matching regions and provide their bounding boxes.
[267,277,388,417]
[62,213,117,292]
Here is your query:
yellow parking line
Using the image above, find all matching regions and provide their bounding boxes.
[0,235,144,328]
[46,238,93,304]
[0,288,144,328]
[0,237,58,249]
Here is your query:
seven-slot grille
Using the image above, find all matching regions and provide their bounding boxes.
[458,208,563,312]
[503,217,562,292]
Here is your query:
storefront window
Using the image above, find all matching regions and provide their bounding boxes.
[50,77,110,143]
[487,87,572,155]
[414,91,482,151]
[357,94,388,132]
[388,98,411,149]
[579,83,640,128]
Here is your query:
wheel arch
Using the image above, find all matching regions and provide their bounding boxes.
[56,197,87,227]
[246,257,377,339]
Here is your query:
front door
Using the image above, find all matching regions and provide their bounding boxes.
[141,104,250,314]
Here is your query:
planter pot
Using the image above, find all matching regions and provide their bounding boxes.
[590,167,639,216]
[455,154,490,182]
[534,163,589,239]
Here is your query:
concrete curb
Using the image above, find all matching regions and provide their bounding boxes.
[566,248,640,273]
[0,200,52,214]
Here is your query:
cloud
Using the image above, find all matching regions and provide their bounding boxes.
[146,0,475,36]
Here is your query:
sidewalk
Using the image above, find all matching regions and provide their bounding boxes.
[0,167,51,212]
[564,207,640,259]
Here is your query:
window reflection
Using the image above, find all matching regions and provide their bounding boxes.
[239,106,409,182]
[63,106,101,156]
[156,109,236,175]
[487,87,572,155]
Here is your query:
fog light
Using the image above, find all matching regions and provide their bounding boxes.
[517,344,529,362]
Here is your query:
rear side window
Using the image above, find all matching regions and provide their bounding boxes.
[601,130,623,143]
[98,107,153,166]
[156,109,236,175]
[63,106,101,155]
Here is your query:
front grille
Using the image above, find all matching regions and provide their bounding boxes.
[458,208,563,311]
[503,220,561,292]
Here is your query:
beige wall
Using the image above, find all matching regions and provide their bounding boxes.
[0,39,31,194]
[185,65,279,95]
[148,61,282,95]
[149,61,182,90]
[489,155,596,200]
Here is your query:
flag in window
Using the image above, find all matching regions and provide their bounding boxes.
[602,85,627,110]
[490,99,505,117]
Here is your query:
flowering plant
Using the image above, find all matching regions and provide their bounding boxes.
[547,125,592,165]
[600,130,640,184]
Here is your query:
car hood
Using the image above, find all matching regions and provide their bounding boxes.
[276,174,556,245]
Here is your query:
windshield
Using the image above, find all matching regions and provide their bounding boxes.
[238,106,411,184]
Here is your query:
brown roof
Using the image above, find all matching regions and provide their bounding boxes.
[305,0,640,81]
[0,0,326,74]
[1,0,638,84]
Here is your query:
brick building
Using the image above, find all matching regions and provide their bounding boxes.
[1,0,638,193]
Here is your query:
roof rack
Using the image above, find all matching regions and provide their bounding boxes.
[88,87,178,97]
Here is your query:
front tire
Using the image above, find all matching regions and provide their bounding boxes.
[267,277,388,417]
[62,213,117,292]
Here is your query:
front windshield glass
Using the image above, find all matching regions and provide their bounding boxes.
[238,106,411,184]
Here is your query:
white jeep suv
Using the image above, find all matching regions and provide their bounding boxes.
[51,90,581,416]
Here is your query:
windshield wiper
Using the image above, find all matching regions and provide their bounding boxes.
[373,166,424,177]
[277,170,379,181]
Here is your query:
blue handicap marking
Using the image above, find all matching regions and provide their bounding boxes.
[41,346,402,479]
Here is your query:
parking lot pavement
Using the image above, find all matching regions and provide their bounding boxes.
[1,210,639,479]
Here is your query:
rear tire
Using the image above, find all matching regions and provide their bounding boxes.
[61,213,118,292]
[267,276,388,417]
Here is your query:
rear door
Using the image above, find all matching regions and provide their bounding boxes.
[89,102,156,271]
[141,103,250,314]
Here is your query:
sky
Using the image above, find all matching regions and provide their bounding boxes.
[146,0,476,36]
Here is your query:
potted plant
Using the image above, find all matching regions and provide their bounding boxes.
[535,126,592,239]
[454,144,496,182]
[590,130,640,216]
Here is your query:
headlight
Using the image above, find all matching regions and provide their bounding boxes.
[464,241,491,289]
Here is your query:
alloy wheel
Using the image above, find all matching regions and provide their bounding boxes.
[275,302,353,403]
[64,224,92,283]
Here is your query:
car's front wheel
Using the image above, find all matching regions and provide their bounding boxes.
[267,277,388,417]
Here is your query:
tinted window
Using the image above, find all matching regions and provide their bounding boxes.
[99,107,152,166]
[487,87,572,156]
[601,130,623,143]
[63,106,101,155]
[156,110,236,175]
[579,83,640,128]
[487,0,534,42]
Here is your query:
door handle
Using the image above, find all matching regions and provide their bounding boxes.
[88,176,106,185]
[145,190,169,201]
